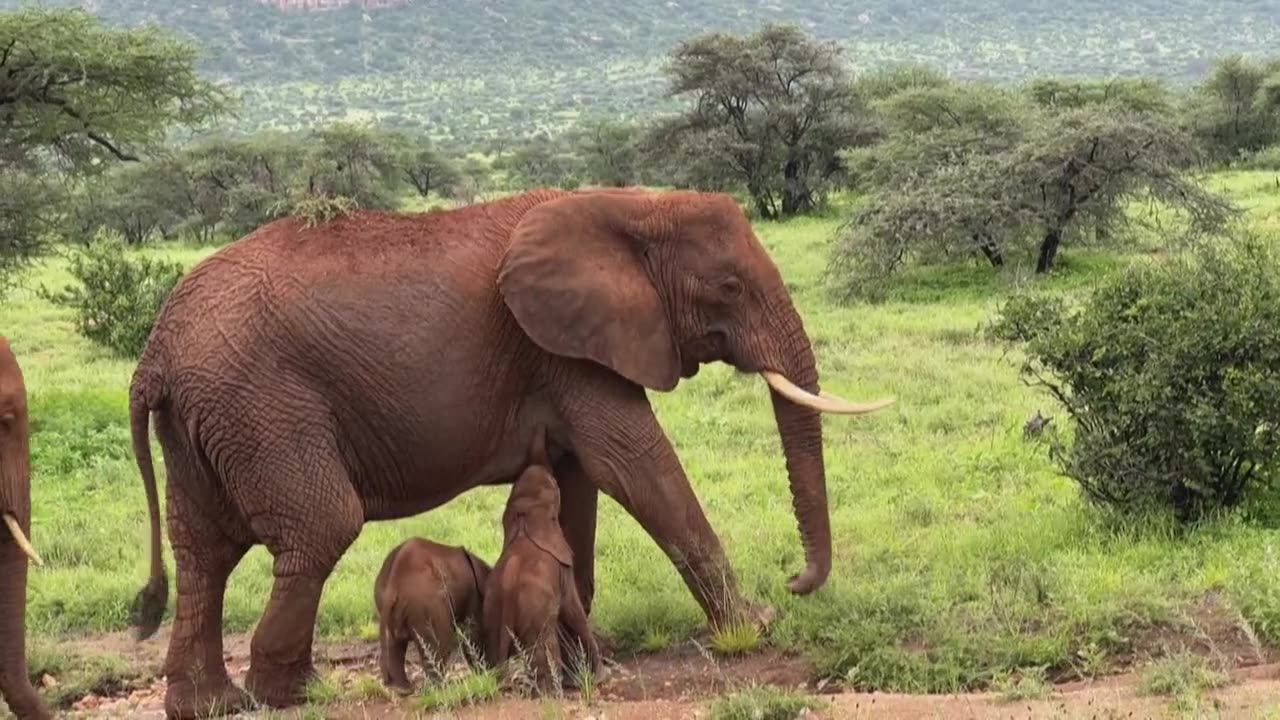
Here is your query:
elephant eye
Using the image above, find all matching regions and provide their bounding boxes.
[719,276,744,301]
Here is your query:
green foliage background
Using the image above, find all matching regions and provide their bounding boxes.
[5,0,1277,141]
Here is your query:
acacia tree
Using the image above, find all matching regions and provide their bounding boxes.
[573,119,644,187]
[389,133,460,198]
[1009,110,1235,273]
[301,122,404,209]
[0,7,228,284]
[65,159,192,245]
[1025,77,1174,115]
[838,78,1033,273]
[832,105,1237,297]
[1183,54,1280,162]
[174,131,305,240]
[844,80,1031,192]
[498,137,581,190]
[659,23,871,219]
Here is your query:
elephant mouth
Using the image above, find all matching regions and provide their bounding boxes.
[680,332,728,378]
[680,356,702,378]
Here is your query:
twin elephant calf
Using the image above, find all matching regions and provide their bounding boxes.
[373,428,603,694]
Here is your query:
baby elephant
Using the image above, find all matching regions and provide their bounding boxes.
[373,537,492,693]
[483,430,602,691]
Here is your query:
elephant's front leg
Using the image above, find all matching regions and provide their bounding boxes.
[553,455,615,668]
[562,388,771,633]
[553,455,597,613]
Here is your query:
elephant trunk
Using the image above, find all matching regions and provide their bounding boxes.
[757,303,893,596]
[0,449,50,720]
[765,313,833,595]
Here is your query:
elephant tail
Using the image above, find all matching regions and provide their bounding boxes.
[127,366,167,642]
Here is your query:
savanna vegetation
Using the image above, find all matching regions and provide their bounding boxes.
[3,4,1280,718]
[3,0,1278,142]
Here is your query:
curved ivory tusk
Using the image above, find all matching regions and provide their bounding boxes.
[4,513,43,566]
[762,371,896,415]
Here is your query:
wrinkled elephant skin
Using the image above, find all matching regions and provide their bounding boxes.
[125,187,895,718]
[483,430,601,691]
[373,537,490,693]
[0,338,52,720]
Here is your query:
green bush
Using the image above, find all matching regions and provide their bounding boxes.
[988,236,1280,521]
[1235,145,1280,171]
[41,230,185,358]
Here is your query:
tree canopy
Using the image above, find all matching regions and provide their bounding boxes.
[831,72,1239,298]
[655,23,873,219]
[0,7,229,171]
[0,7,228,288]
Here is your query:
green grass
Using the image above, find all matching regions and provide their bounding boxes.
[416,669,501,713]
[1138,652,1231,697]
[23,643,148,710]
[5,171,1280,699]
[992,665,1052,703]
[1138,651,1233,717]
[710,619,763,657]
[709,686,820,720]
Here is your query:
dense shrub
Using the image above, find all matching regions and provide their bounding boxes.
[41,231,185,358]
[1234,145,1280,171]
[987,236,1280,520]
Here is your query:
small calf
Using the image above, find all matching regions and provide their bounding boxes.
[373,537,491,693]
[483,429,601,691]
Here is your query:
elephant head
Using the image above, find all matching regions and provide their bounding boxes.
[0,338,50,720]
[497,189,893,596]
[501,445,572,568]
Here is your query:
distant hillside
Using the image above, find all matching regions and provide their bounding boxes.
[6,1,1278,142]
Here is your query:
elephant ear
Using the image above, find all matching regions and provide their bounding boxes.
[498,192,681,392]
[461,548,490,607]
[520,516,573,569]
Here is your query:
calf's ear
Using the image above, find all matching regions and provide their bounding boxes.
[521,517,573,568]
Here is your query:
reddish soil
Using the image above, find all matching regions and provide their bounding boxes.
[39,592,1280,719]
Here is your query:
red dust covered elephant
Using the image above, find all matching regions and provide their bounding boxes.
[0,338,51,720]
[126,187,895,718]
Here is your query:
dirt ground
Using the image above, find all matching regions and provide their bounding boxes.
[41,637,1280,719]
[40,593,1280,719]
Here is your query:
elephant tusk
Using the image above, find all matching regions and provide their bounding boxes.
[761,371,896,415]
[4,513,43,567]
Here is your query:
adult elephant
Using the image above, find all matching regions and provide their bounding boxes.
[127,187,893,718]
[0,338,52,720]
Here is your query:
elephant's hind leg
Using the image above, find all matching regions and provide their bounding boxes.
[238,436,363,709]
[157,420,253,720]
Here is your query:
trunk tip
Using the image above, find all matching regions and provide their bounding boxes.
[787,562,829,595]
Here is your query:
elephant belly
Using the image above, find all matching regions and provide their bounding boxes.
[325,361,570,522]
[349,408,568,522]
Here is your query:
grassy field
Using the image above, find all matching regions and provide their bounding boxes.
[4,170,1280,696]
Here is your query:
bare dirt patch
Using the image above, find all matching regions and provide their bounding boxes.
[38,605,1280,719]
[1080,591,1277,684]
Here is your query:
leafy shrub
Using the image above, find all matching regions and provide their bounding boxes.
[988,236,1280,521]
[41,230,184,358]
[1235,145,1280,171]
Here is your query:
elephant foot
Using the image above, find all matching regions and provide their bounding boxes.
[243,658,315,710]
[163,676,250,720]
[709,600,776,639]
[592,629,617,661]
[379,673,414,697]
